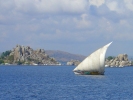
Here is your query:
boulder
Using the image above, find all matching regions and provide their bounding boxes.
[117,54,128,61]
[67,60,80,66]
[9,45,59,65]
[105,54,131,67]
[110,61,116,67]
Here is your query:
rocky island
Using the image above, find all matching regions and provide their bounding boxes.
[105,54,132,67]
[0,45,60,65]
[0,45,133,67]
[67,54,133,67]
[67,60,80,66]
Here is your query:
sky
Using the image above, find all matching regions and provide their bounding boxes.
[0,0,133,56]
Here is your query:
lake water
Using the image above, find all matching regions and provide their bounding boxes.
[0,65,133,100]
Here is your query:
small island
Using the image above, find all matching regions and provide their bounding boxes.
[0,45,133,67]
[0,45,60,65]
[105,54,133,67]
[66,54,133,67]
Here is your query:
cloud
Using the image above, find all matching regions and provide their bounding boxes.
[124,0,133,11]
[0,0,88,14]
[0,0,133,56]
[106,1,119,12]
[89,0,105,7]
[74,14,91,29]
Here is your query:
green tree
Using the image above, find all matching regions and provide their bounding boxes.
[0,50,11,58]
[107,56,115,61]
[0,59,4,64]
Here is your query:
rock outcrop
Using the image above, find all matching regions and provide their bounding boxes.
[67,60,80,66]
[105,54,132,67]
[9,45,59,65]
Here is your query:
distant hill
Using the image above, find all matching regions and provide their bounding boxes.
[45,50,86,63]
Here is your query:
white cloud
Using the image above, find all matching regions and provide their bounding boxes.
[74,14,91,29]
[6,0,88,14]
[106,1,118,11]
[124,0,133,11]
[89,0,105,7]
[106,1,126,13]
[0,0,133,55]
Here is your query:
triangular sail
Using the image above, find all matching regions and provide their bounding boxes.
[73,42,112,74]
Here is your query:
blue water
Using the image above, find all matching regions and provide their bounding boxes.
[0,66,133,100]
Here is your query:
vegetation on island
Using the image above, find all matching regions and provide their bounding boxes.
[106,56,115,61]
[0,50,13,64]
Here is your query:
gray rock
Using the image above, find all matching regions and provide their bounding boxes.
[110,61,116,66]
[117,54,128,61]
[115,61,119,67]
[67,60,80,66]
[67,61,74,65]
[9,45,59,65]
[105,54,131,67]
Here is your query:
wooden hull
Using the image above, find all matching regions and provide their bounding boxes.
[73,71,104,75]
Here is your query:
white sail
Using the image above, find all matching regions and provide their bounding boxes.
[73,42,112,75]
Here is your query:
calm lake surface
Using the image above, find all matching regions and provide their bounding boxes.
[0,65,133,100]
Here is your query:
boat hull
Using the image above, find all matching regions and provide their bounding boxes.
[73,70,104,75]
